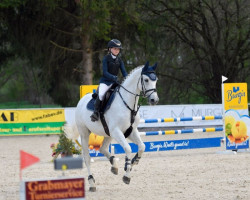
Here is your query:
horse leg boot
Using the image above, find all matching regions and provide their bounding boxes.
[110,155,118,175]
[99,137,118,175]
[90,97,102,122]
[127,129,145,167]
[123,156,132,184]
[122,143,132,184]
[132,142,145,166]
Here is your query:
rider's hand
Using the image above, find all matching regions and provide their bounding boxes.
[113,76,118,82]
[116,80,120,84]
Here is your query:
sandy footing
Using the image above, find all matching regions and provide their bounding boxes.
[0,134,250,200]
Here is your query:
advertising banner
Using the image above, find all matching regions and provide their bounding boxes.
[0,109,65,136]
[138,104,223,127]
[223,83,249,150]
[20,177,85,200]
[88,137,223,157]
[80,85,98,98]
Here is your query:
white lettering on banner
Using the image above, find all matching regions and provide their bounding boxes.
[227,141,248,148]
[173,141,189,149]
[163,142,174,148]
[150,143,163,151]
[163,141,189,150]
[149,141,190,151]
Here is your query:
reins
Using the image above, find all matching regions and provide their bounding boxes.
[117,85,140,138]
[116,72,157,137]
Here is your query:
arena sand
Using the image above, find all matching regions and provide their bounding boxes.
[0,133,250,200]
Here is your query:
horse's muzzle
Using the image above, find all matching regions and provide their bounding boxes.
[148,94,159,105]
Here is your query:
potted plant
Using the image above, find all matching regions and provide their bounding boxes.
[50,132,81,160]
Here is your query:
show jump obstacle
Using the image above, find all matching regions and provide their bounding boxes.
[86,77,250,157]
[139,115,223,136]
[88,114,224,157]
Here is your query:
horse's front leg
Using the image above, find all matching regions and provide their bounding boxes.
[128,128,145,167]
[111,128,132,184]
[99,137,118,175]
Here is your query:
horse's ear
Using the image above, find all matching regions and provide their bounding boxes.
[152,62,158,71]
[143,61,149,72]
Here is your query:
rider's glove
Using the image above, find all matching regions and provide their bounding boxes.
[116,80,120,84]
[113,76,118,82]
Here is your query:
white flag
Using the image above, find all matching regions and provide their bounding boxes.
[222,76,228,83]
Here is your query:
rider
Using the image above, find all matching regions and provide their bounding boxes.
[90,39,128,122]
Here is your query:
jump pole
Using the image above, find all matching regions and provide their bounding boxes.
[139,127,223,136]
[139,115,222,124]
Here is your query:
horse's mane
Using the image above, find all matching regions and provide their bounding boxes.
[121,65,143,84]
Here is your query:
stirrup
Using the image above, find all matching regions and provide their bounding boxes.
[90,112,99,122]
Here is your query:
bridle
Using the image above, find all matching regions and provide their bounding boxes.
[118,71,157,98]
[117,70,157,113]
[139,71,157,98]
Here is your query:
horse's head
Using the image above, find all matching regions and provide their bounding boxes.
[140,61,159,105]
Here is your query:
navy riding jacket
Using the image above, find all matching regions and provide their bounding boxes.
[100,54,128,86]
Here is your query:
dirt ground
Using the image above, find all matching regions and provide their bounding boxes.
[0,133,250,200]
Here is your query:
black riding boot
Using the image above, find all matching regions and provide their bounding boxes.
[90,97,102,122]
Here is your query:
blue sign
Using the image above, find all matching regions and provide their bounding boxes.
[225,137,249,150]
[113,137,223,154]
[88,137,223,157]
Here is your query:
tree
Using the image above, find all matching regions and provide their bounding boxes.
[143,0,250,103]
[0,0,112,106]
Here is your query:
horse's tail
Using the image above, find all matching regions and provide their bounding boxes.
[63,122,80,140]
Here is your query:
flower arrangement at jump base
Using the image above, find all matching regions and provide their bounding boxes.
[50,132,82,160]
[88,133,104,150]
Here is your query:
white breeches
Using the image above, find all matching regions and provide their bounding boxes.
[99,83,113,101]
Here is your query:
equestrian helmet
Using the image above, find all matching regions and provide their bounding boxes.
[107,39,122,49]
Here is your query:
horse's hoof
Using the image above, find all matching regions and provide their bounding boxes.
[132,160,139,165]
[123,176,131,184]
[89,187,96,192]
[111,167,118,175]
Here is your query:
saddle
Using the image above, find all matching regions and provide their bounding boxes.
[86,83,119,113]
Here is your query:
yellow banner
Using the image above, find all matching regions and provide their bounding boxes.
[0,109,65,123]
[80,85,98,98]
[224,83,248,110]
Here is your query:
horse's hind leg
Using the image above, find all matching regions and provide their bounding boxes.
[77,124,96,192]
[99,137,118,175]
[128,129,145,167]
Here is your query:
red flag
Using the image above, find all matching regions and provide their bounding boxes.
[20,150,40,170]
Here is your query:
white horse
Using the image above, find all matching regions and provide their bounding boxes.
[65,61,159,191]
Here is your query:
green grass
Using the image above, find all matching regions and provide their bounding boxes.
[0,101,62,109]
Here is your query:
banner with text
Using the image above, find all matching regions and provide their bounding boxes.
[80,85,98,99]
[20,177,85,200]
[0,109,65,136]
[223,83,249,150]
